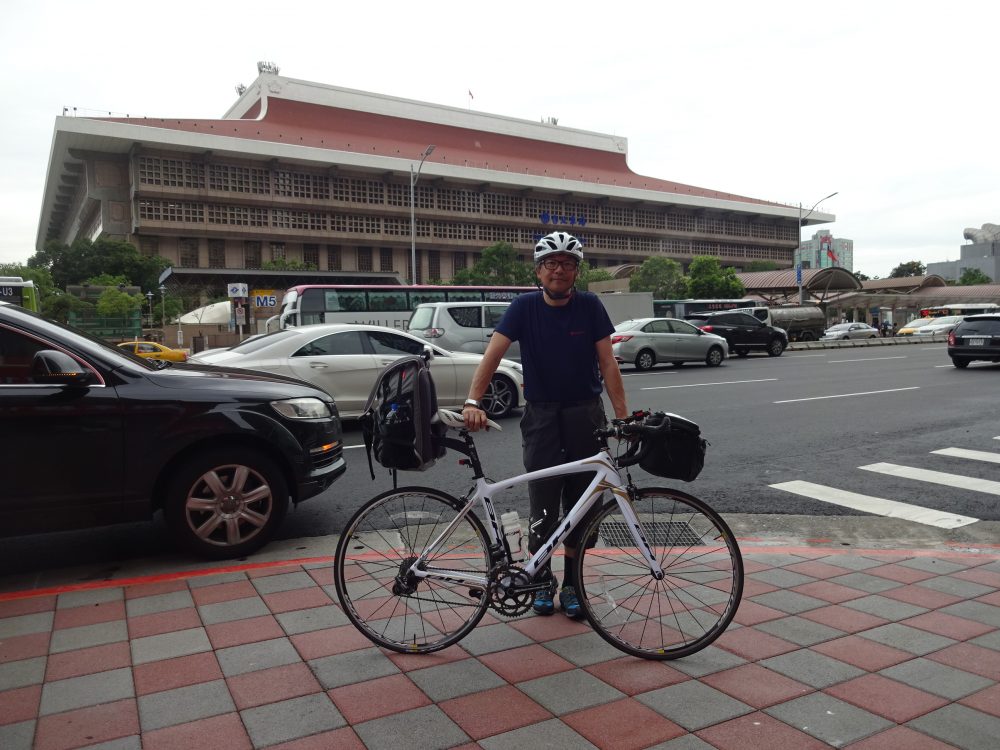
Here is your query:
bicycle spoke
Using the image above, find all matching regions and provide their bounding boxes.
[577,488,743,659]
[335,488,490,654]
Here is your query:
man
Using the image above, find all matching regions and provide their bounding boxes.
[462,231,628,618]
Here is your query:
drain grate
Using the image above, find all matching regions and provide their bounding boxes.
[600,520,704,547]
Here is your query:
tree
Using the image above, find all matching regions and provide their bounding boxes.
[744,260,781,272]
[451,242,535,286]
[262,258,317,271]
[628,256,687,298]
[889,261,926,278]
[95,288,144,318]
[575,261,614,291]
[854,271,871,281]
[28,237,169,291]
[686,256,745,298]
[959,268,992,286]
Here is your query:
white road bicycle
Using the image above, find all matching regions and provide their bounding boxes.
[333,409,743,660]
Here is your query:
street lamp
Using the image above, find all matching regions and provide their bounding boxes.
[158,284,167,329]
[145,291,154,329]
[796,191,838,303]
[410,144,436,284]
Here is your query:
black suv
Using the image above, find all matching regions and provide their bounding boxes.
[0,302,346,559]
[685,311,788,357]
[948,314,1000,368]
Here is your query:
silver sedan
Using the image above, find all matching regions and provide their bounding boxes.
[189,324,524,418]
[612,317,728,370]
[820,322,880,340]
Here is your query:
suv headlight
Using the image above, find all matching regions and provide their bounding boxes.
[270,397,331,419]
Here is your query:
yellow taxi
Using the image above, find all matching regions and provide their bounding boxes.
[896,317,934,336]
[117,341,188,362]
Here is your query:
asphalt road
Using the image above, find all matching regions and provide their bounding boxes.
[4,340,999,577]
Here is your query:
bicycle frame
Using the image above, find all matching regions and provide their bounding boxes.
[404,446,665,589]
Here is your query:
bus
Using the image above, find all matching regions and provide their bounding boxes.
[919,303,999,318]
[653,298,764,319]
[270,284,537,330]
[0,277,40,312]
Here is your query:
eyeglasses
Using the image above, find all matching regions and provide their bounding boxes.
[541,259,579,271]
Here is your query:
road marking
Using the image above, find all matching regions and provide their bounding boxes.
[787,354,827,358]
[828,356,907,363]
[641,378,777,391]
[860,462,1000,496]
[344,444,366,450]
[770,480,979,529]
[932,447,1000,464]
[774,387,919,403]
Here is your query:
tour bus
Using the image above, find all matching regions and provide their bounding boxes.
[653,298,764,319]
[0,277,40,312]
[919,303,999,318]
[269,284,537,330]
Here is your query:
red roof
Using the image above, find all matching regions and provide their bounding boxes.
[103,97,774,206]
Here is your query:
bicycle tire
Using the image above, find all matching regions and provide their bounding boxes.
[575,487,743,660]
[333,486,491,654]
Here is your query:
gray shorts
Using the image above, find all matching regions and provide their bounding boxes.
[520,398,607,555]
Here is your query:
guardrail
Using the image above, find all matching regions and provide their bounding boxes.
[788,332,950,351]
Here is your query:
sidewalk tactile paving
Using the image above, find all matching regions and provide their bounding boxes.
[0,544,997,749]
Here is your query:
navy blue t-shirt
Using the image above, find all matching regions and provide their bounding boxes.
[495,291,614,403]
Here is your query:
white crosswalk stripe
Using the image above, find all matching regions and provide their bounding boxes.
[768,444,1000,528]
[768,481,978,529]
[931,447,1000,464]
[859,462,1000,495]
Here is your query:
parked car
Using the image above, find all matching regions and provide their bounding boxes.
[896,317,934,336]
[408,301,520,358]
[820,322,880,341]
[190,323,524,418]
[0,302,346,559]
[947,314,1000,368]
[684,310,788,357]
[117,340,188,362]
[611,317,728,369]
[914,315,965,336]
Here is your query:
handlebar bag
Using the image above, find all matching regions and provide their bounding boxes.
[638,412,707,482]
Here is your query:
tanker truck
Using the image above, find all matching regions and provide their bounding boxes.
[737,306,827,342]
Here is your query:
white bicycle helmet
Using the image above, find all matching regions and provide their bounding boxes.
[534,231,584,264]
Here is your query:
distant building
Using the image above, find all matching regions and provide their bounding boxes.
[794,230,853,272]
[37,72,834,295]
[926,238,1000,283]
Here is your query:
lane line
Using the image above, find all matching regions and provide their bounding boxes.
[860,462,1000,496]
[641,378,777,391]
[775,386,919,403]
[769,480,979,529]
[830,362,906,365]
[786,354,827,358]
[932,447,1000,464]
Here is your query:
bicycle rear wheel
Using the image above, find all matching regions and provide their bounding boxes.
[334,486,491,654]
[575,487,743,660]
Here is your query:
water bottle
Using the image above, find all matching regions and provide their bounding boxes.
[500,510,524,560]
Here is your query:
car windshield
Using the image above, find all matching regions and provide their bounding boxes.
[228,329,301,354]
[408,308,434,329]
[826,324,851,331]
[904,318,932,328]
[614,320,644,331]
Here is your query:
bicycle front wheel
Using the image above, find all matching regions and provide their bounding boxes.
[333,486,491,654]
[576,487,743,660]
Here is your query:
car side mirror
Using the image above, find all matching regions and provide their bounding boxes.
[31,350,92,386]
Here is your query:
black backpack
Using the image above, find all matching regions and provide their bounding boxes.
[638,412,708,482]
[359,354,447,479]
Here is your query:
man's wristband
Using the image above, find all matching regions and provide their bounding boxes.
[464,399,480,409]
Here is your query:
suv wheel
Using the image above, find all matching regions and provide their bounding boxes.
[705,346,724,367]
[481,374,516,418]
[164,447,288,559]
[634,350,656,371]
[951,357,970,369]
[767,338,785,357]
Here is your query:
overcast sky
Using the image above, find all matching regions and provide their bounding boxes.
[2,0,997,278]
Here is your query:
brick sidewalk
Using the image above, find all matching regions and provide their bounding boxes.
[1,545,998,750]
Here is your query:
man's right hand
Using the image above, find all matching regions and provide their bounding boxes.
[462,405,487,431]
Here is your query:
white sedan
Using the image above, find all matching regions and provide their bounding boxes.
[914,315,965,336]
[189,324,523,418]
